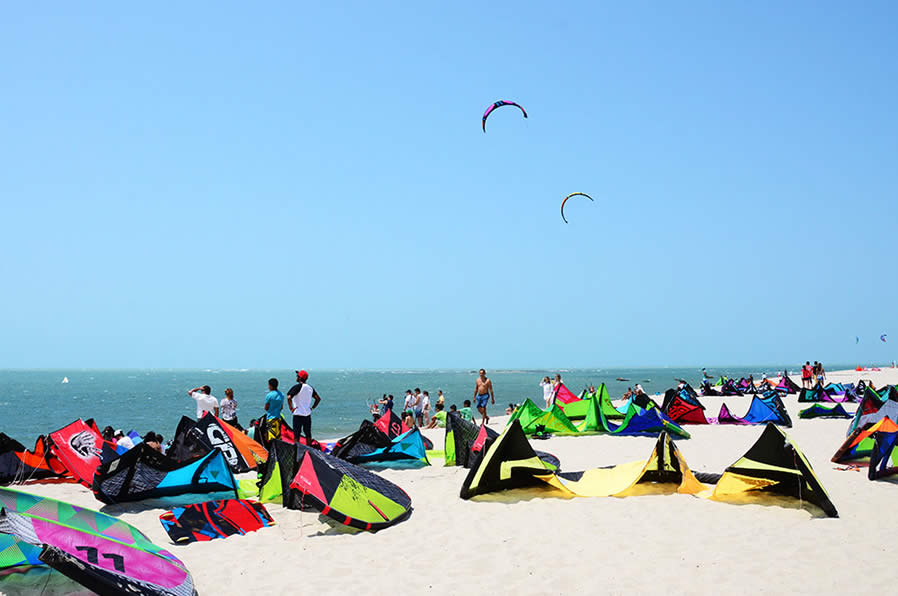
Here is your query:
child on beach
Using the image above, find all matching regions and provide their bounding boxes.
[426,402,447,429]
[459,400,475,422]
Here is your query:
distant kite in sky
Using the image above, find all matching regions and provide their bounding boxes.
[560,192,594,223]
[882,334,888,343]
[482,100,527,132]
[856,336,859,344]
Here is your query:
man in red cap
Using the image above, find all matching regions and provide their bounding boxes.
[287,370,321,446]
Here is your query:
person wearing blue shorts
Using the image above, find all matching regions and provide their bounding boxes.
[473,368,494,425]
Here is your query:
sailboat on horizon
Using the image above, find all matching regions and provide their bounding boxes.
[61,376,69,384]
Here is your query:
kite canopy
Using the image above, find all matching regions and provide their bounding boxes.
[350,428,430,467]
[48,419,108,487]
[193,414,267,473]
[775,375,801,394]
[847,387,898,435]
[481,100,527,132]
[599,403,691,438]
[798,403,853,420]
[832,417,898,464]
[331,420,393,461]
[445,411,498,467]
[460,420,560,500]
[882,334,888,342]
[716,393,792,427]
[539,432,706,498]
[169,415,267,474]
[92,443,237,504]
[744,393,793,427]
[0,434,70,486]
[715,403,753,425]
[560,192,593,224]
[370,410,433,450]
[559,384,612,420]
[868,425,898,480]
[159,499,275,544]
[0,487,196,595]
[289,445,412,531]
[258,440,299,507]
[508,400,580,435]
[553,382,580,405]
[711,424,838,517]
[661,388,709,425]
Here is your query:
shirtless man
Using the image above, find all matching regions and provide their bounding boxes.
[473,368,495,425]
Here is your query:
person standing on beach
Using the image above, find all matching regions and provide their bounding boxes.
[421,391,432,426]
[412,388,423,427]
[474,369,495,425]
[220,388,241,430]
[458,400,475,422]
[187,385,219,419]
[264,378,284,420]
[437,390,445,407]
[540,376,554,408]
[801,362,811,388]
[287,370,321,446]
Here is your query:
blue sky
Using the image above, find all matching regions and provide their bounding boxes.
[1,2,896,368]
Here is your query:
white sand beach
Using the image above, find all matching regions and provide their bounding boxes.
[8,368,898,596]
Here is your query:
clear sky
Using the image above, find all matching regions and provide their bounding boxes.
[1,2,896,369]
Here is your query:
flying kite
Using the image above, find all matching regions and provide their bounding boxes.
[882,334,888,343]
[482,100,527,132]
[856,336,859,344]
[560,192,594,223]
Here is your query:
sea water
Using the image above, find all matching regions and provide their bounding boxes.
[0,366,838,443]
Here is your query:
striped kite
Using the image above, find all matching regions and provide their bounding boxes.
[560,192,594,224]
[482,100,527,132]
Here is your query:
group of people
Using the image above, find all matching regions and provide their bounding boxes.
[186,369,323,445]
[368,369,497,429]
[538,373,568,408]
[370,388,457,429]
[801,361,826,388]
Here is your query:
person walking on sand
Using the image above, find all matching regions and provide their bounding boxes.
[474,369,495,425]
[540,376,554,408]
[187,385,219,419]
[801,361,811,389]
[287,370,321,446]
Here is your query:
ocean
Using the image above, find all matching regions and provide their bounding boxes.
[0,366,839,444]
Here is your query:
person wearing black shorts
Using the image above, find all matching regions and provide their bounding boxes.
[287,369,321,446]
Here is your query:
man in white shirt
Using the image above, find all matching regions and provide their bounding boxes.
[420,391,431,426]
[187,385,219,419]
[287,370,321,446]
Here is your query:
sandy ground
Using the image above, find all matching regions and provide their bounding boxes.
[4,367,898,596]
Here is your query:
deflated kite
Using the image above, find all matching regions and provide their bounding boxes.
[560,192,593,223]
[482,100,527,132]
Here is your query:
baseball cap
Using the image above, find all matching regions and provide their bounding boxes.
[296,370,309,381]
